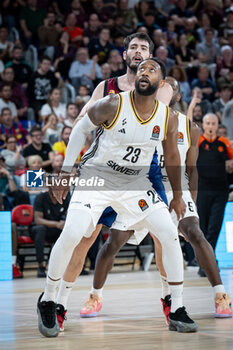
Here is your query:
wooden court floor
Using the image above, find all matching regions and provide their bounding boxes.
[1,267,233,350]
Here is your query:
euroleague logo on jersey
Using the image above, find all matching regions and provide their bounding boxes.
[138,199,149,211]
[108,90,116,94]
[177,131,184,144]
[151,125,160,140]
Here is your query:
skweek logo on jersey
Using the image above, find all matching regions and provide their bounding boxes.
[26,169,44,188]
[151,125,160,140]
[138,199,149,211]
[177,131,184,144]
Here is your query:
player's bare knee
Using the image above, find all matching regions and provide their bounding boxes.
[179,218,205,247]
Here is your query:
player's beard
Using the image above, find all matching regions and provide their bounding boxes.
[126,55,140,72]
[135,79,159,96]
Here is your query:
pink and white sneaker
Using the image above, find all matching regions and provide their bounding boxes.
[215,293,232,318]
[80,293,102,318]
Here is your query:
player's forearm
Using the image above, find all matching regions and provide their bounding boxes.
[62,113,96,172]
[187,167,198,202]
[165,152,182,198]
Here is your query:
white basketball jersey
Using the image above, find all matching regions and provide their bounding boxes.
[81,90,169,189]
[157,111,191,192]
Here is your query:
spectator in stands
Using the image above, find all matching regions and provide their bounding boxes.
[40,88,66,123]
[168,65,191,103]
[169,0,197,32]
[20,0,46,46]
[196,13,218,44]
[219,5,233,45]
[154,0,175,20]
[30,187,70,277]
[116,0,138,33]
[91,0,114,26]
[197,113,233,255]
[217,65,233,90]
[20,154,44,205]
[64,102,78,127]
[113,14,132,36]
[83,13,101,46]
[76,85,91,110]
[0,153,28,210]
[163,20,177,47]
[152,29,166,54]
[191,86,213,115]
[135,1,151,24]
[51,0,72,19]
[191,65,217,102]
[54,31,76,80]
[70,0,88,29]
[0,0,25,29]
[175,33,198,69]
[51,153,63,173]
[212,84,232,122]
[222,99,233,140]
[0,25,14,64]
[0,84,18,120]
[218,124,229,139]
[68,47,102,93]
[140,11,160,38]
[101,62,111,81]
[0,108,29,146]
[215,45,233,80]
[195,27,220,65]
[227,32,233,50]
[23,125,54,172]
[2,135,26,182]
[27,56,60,121]
[0,67,29,119]
[63,12,83,48]
[5,46,32,89]
[199,0,223,30]
[89,27,114,65]
[155,46,175,74]
[192,103,204,129]
[108,49,125,77]
[42,113,63,147]
[52,124,86,161]
[112,32,125,56]
[38,11,61,59]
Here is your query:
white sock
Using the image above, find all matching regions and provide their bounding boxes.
[170,284,183,313]
[213,284,225,296]
[12,256,16,265]
[91,287,103,298]
[41,277,61,302]
[160,275,171,298]
[56,279,75,309]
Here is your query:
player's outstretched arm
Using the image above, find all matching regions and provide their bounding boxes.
[53,94,119,204]
[186,122,200,202]
[162,109,186,220]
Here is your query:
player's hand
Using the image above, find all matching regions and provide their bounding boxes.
[52,172,70,204]
[169,196,186,221]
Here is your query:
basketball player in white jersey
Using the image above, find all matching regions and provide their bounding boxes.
[78,77,232,325]
[37,58,198,337]
[153,77,232,323]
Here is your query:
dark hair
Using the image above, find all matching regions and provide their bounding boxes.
[40,55,52,63]
[123,33,154,54]
[218,124,227,130]
[30,125,42,135]
[204,27,215,35]
[6,134,17,142]
[219,84,232,91]
[139,57,166,79]
[168,65,187,83]
[1,107,11,115]
[13,45,23,51]
[66,102,77,109]
[0,83,11,92]
[0,25,8,31]
[61,126,72,134]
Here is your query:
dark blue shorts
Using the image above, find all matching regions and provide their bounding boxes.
[98,175,168,228]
